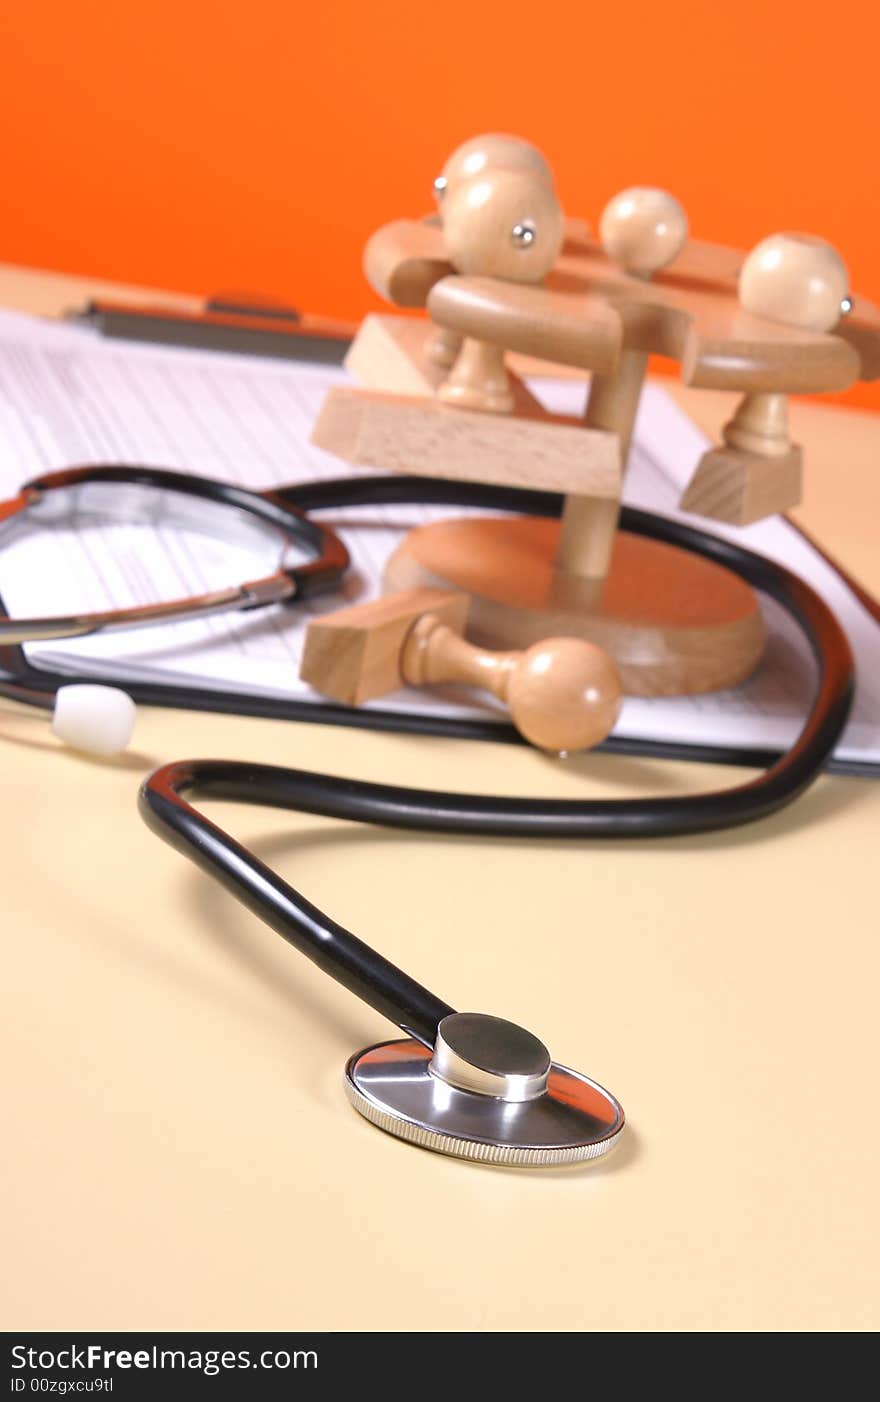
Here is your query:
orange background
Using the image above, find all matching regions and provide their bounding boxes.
[1,0,878,409]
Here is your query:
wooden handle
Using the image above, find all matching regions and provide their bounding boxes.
[437,167,564,415]
[723,391,791,457]
[302,588,621,752]
[723,234,850,458]
[434,133,554,205]
[430,136,554,387]
[401,614,622,753]
[556,186,688,583]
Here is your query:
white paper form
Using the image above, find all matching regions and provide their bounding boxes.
[0,306,876,768]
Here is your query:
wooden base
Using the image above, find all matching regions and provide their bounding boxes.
[382,517,765,697]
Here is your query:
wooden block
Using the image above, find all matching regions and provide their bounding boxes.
[680,444,803,525]
[300,588,468,704]
[310,384,621,496]
[343,314,452,396]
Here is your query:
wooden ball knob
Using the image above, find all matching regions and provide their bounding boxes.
[442,168,564,284]
[435,133,552,204]
[505,637,623,753]
[739,233,850,332]
[599,187,688,278]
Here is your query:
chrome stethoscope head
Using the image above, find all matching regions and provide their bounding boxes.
[141,761,627,1171]
[346,1012,624,1167]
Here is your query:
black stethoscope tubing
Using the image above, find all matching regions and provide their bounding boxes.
[137,473,855,1045]
[0,463,855,1044]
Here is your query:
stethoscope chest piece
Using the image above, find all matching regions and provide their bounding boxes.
[344,1012,624,1168]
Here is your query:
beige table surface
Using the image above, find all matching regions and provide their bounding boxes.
[2,264,879,1333]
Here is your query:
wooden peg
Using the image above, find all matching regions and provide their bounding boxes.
[301,588,623,753]
[438,168,564,413]
[681,233,850,525]
[425,323,463,369]
[556,187,688,581]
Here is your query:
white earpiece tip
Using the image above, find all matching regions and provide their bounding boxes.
[51,685,136,757]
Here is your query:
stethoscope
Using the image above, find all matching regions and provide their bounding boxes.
[0,463,856,1165]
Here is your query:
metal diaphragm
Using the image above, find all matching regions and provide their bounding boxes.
[345,1012,624,1168]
